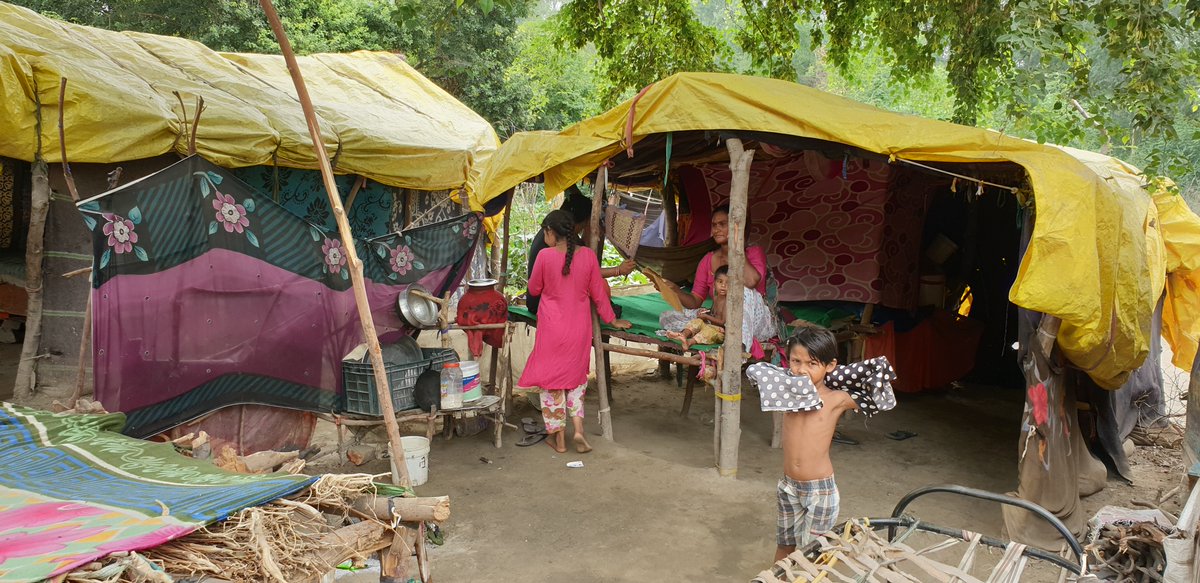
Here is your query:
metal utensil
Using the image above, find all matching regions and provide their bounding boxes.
[396,283,440,328]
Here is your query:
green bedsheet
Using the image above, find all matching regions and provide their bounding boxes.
[508,292,720,351]
[507,292,860,352]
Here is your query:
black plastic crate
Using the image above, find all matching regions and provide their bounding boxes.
[341,347,463,416]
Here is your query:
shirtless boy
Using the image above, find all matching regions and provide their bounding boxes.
[774,327,858,561]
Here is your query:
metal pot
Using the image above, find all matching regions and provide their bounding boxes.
[396,283,440,329]
[467,278,498,292]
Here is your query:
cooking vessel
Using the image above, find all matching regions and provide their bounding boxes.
[396,283,440,328]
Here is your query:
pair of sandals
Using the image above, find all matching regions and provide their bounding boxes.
[516,417,592,453]
[517,417,548,447]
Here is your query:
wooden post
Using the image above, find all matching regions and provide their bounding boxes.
[717,138,754,477]
[662,181,678,247]
[1185,347,1200,470]
[590,167,614,439]
[403,190,415,228]
[14,160,49,400]
[487,199,513,391]
[258,0,410,487]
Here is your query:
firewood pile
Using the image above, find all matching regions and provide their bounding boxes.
[1085,521,1170,583]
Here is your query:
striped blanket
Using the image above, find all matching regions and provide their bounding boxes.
[0,403,317,582]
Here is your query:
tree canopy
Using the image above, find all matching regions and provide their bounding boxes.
[560,0,1199,179]
[10,0,1199,186]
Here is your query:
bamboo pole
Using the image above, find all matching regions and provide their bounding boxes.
[717,138,754,477]
[590,167,614,439]
[257,0,409,487]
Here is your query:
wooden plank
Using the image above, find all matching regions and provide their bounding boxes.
[718,138,754,477]
[601,342,702,367]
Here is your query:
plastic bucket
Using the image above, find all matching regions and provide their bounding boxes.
[400,436,430,486]
[918,274,947,308]
[460,361,482,402]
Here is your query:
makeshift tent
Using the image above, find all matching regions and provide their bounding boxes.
[0,3,498,450]
[470,72,1200,546]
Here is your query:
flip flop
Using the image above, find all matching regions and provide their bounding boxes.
[516,432,548,447]
[521,417,547,436]
[887,430,917,441]
[832,431,859,446]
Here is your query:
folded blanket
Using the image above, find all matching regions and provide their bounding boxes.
[747,356,898,416]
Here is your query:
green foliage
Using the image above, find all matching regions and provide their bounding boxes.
[389,0,537,137]
[505,18,603,131]
[557,0,731,103]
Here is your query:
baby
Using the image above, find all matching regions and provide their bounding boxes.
[667,266,731,349]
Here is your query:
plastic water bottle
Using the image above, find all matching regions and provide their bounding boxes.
[440,363,463,410]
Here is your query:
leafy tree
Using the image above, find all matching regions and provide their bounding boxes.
[560,0,1198,177]
[390,0,537,137]
[557,0,731,102]
[506,17,603,130]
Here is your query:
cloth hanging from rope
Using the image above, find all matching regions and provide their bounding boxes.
[78,155,480,437]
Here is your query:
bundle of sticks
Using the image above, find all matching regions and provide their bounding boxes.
[753,519,1036,583]
[65,474,449,583]
[1085,521,1168,583]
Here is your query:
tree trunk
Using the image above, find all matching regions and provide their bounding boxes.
[14,160,50,401]
[718,138,754,477]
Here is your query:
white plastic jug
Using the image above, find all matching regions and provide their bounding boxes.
[439,362,463,409]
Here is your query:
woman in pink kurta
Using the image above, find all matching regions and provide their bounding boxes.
[520,210,630,453]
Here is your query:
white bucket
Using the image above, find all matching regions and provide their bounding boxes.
[460,360,482,402]
[918,274,947,308]
[400,436,430,486]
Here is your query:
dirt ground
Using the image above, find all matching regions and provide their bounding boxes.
[313,367,1185,582]
[1,335,1187,581]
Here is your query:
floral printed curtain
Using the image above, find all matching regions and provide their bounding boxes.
[77,156,479,437]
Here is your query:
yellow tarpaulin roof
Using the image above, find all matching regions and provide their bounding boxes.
[470,72,1200,387]
[0,2,497,192]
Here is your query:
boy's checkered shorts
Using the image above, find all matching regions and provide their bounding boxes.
[777,474,839,547]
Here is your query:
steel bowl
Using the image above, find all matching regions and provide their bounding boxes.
[397,283,440,329]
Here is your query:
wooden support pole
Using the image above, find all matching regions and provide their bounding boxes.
[1186,346,1200,470]
[257,0,409,487]
[344,175,366,213]
[14,160,49,401]
[717,138,754,477]
[498,195,513,289]
[403,190,416,228]
[487,198,513,390]
[662,181,678,247]
[590,167,614,440]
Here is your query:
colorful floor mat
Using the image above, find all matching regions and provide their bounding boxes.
[0,403,317,582]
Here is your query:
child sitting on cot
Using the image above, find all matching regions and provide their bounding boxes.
[666,266,730,349]
[745,327,897,561]
[661,266,775,350]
